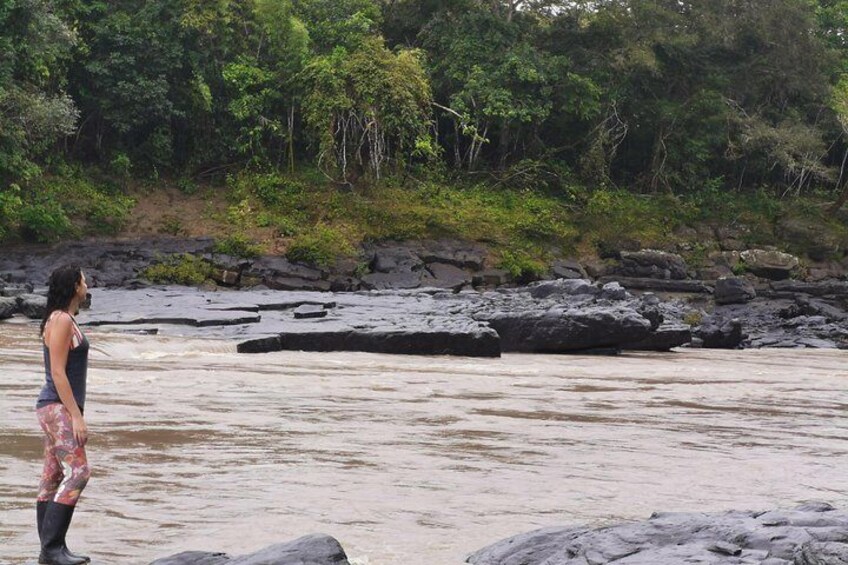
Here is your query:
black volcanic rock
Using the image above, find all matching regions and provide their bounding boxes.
[467,503,848,565]
[149,533,349,565]
[480,306,652,353]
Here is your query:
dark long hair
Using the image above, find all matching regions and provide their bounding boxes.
[40,264,83,336]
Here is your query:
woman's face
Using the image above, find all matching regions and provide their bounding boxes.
[76,271,88,301]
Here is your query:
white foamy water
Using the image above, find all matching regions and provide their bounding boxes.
[1,323,847,564]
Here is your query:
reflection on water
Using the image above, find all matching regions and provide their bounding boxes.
[1,322,847,564]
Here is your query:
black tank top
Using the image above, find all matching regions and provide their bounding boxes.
[36,313,89,412]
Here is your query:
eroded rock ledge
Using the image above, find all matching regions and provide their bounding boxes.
[467,502,848,565]
[149,533,349,565]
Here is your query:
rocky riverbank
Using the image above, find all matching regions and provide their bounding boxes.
[1,237,846,352]
[146,503,848,564]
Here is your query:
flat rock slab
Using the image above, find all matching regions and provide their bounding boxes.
[293,304,328,319]
[150,533,350,565]
[467,503,848,565]
[238,325,502,357]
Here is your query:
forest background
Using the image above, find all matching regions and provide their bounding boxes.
[3,0,848,277]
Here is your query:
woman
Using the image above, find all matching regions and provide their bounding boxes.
[36,264,91,565]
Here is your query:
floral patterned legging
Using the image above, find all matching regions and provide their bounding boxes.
[36,403,90,506]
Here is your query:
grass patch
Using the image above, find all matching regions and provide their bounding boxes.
[142,254,214,285]
[286,224,358,268]
[213,234,263,258]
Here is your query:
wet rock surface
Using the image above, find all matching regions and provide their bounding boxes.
[149,533,350,565]
[467,503,848,565]
[1,237,847,351]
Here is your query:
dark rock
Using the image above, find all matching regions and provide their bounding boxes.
[467,504,848,565]
[473,269,511,288]
[150,533,350,565]
[150,552,229,565]
[0,282,34,297]
[740,249,800,280]
[328,275,360,292]
[770,279,848,297]
[210,269,240,287]
[528,279,600,300]
[16,293,46,319]
[371,247,424,273]
[714,276,756,305]
[482,306,652,353]
[583,258,613,279]
[425,262,472,290]
[696,317,745,349]
[551,259,588,280]
[237,335,282,353]
[264,277,332,292]
[244,326,501,357]
[360,271,422,290]
[598,277,713,294]
[418,241,487,270]
[780,296,847,322]
[293,304,328,319]
[697,264,734,281]
[599,281,628,300]
[795,541,848,565]
[617,250,688,280]
[0,296,17,319]
[246,256,323,279]
[623,322,691,351]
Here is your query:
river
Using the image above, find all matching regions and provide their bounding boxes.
[1,321,846,564]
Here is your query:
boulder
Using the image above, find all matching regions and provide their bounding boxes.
[0,282,33,297]
[696,317,745,349]
[617,250,688,280]
[417,240,487,270]
[714,276,756,305]
[740,249,800,280]
[424,262,473,290]
[370,247,424,273]
[467,503,848,565]
[551,259,588,280]
[481,306,652,353]
[599,281,628,301]
[0,296,17,319]
[16,293,46,319]
[149,533,350,565]
[623,322,691,351]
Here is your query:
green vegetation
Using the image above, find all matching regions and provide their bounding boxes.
[142,254,214,285]
[2,0,848,265]
[213,234,263,258]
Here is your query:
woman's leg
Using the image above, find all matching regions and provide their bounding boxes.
[38,404,90,505]
[36,404,90,565]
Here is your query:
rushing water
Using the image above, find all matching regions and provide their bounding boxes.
[1,321,847,564]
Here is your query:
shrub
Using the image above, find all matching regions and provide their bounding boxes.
[286,224,357,267]
[497,250,547,282]
[142,254,213,285]
[214,234,262,258]
[19,200,74,242]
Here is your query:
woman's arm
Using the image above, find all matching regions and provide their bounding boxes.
[46,314,88,446]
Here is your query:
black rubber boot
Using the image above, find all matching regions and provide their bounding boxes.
[39,502,87,565]
[37,500,48,540]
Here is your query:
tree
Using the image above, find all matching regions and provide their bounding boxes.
[301,37,434,182]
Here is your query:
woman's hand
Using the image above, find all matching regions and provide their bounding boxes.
[72,414,88,447]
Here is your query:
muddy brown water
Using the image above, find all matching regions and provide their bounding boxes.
[1,321,847,564]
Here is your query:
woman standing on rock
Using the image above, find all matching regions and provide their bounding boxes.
[35,264,91,565]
